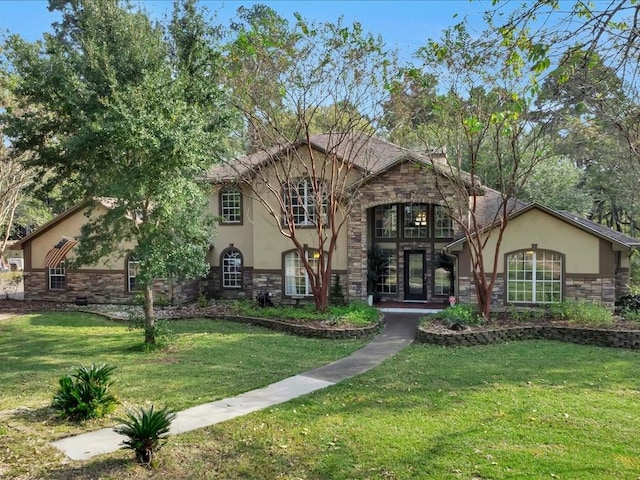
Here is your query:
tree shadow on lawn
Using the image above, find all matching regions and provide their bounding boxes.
[45,455,135,480]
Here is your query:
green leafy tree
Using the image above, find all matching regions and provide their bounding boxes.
[3,0,235,344]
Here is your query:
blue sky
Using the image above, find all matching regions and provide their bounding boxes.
[0,0,495,60]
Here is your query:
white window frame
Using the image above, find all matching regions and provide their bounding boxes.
[220,185,242,224]
[376,248,397,294]
[507,250,563,304]
[127,256,140,292]
[284,250,319,296]
[222,249,242,288]
[283,179,325,226]
[434,205,454,238]
[49,261,66,290]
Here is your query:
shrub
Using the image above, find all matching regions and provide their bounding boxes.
[548,300,614,326]
[115,405,176,466]
[430,304,482,327]
[52,363,118,420]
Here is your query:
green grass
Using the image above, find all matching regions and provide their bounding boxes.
[2,313,640,479]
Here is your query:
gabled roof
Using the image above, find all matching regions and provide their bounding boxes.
[206,133,449,182]
[11,198,116,249]
[11,202,88,249]
[446,202,640,251]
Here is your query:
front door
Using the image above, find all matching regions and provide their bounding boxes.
[404,250,426,300]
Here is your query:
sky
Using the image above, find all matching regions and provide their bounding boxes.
[0,0,497,60]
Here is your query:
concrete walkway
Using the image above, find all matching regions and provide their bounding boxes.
[52,313,420,461]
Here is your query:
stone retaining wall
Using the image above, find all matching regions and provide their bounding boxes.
[416,325,640,349]
[216,315,383,339]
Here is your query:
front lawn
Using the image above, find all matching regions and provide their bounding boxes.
[2,312,640,479]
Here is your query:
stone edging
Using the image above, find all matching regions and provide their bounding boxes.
[417,325,640,349]
[214,314,384,339]
[79,309,384,339]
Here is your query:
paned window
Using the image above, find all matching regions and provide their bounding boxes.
[374,205,397,238]
[434,267,452,296]
[376,248,397,294]
[283,179,325,226]
[49,261,66,290]
[222,248,243,288]
[434,206,454,238]
[403,204,428,238]
[507,250,562,303]
[127,255,140,292]
[220,185,242,223]
[284,250,318,296]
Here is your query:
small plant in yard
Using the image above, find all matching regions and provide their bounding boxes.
[52,363,118,420]
[428,303,482,329]
[115,405,176,466]
[548,300,614,326]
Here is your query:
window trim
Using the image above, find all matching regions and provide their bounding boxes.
[505,249,564,305]
[126,255,140,293]
[283,249,320,297]
[434,205,454,239]
[48,261,66,291]
[219,184,243,225]
[221,247,243,289]
[282,178,326,227]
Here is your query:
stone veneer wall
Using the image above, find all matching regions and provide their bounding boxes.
[204,266,254,300]
[24,270,199,305]
[456,273,617,309]
[615,267,630,299]
[347,160,466,301]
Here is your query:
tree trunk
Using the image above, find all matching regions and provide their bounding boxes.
[143,285,155,345]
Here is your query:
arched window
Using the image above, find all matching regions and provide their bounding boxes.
[284,250,319,296]
[221,248,243,288]
[283,178,326,226]
[219,184,242,224]
[127,255,140,292]
[506,250,563,304]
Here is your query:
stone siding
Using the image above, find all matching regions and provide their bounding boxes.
[348,160,466,301]
[565,275,616,308]
[23,270,199,305]
[204,266,254,300]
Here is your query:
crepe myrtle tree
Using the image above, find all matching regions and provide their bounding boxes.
[3,0,235,344]
[225,6,396,312]
[408,21,552,320]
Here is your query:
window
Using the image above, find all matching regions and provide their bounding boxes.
[434,267,452,296]
[284,250,319,296]
[374,205,397,238]
[403,204,428,238]
[376,248,397,294]
[127,256,140,292]
[434,206,454,238]
[49,261,66,290]
[507,250,562,303]
[221,248,243,288]
[283,179,325,226]
[220,185,242,224]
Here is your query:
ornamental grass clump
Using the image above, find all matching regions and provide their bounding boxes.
[115,405,176,466]
[52,363,118,420]
[548,300,614,326]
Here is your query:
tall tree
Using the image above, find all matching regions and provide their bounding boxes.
[414,21,551,319]
[3,0,235,343]
[224,7,394,311]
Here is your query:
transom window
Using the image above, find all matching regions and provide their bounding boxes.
[403,204,428,238]
[376,248,397,294]
[283,179,327,226]
[127,255,140,292]
[507,250,562,303]
[284,250,319,296]
[220,185,242,224]
[222,248,243,288]
[49,261,66,290]
[434,206,454,238]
